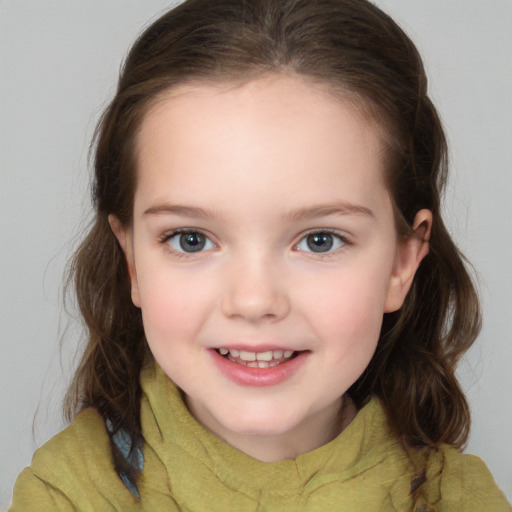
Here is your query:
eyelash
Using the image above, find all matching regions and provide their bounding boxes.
[159,229,216,258]
[158,229,350,257]
[294,229,350,257]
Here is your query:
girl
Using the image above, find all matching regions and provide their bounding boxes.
[9,0,510,510]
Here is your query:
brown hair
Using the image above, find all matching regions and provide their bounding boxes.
[66,0,480,487]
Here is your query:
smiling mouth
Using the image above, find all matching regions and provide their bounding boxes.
[215,348,300,368]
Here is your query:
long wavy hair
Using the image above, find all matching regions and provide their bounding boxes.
[65,0,480,489]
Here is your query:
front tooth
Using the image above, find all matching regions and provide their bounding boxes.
[239,350,256,361]
[273,350,284,359]
[283,350,294,358]
[247,361,259,368]
[258,361,270,368]
[219,348,229,355]
[229,349,240,357]
[229,354,247,366]
[256,351,273,361]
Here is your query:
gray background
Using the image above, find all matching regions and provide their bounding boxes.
[1,0,511,508]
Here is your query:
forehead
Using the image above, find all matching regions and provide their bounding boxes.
[138,74,384,152]
[133,75,389,215]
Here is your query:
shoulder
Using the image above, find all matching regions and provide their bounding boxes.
[10,408,138,511]
[31,408,108,465]
[28,408,116,486]
[424,445,510,511]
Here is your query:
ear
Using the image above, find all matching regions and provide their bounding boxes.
[384,209,432,313]
[108,215,141,308]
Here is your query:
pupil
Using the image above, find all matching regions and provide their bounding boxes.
[179,232,205,252]
[307,233,333,253]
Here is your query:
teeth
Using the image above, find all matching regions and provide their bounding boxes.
[228,354,246,366]
[256,351,273,361]
[218,347,296,365]
[239,350,256,362]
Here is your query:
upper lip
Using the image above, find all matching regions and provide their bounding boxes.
[212,344,300,352]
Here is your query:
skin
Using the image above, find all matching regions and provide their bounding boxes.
[111,74,431,462]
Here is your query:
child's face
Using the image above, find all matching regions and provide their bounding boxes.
[113,75,427,460]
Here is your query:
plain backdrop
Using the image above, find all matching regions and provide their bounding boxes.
[1,0,511,508]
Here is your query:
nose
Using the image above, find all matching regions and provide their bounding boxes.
[221,256,290,323]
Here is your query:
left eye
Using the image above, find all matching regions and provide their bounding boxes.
[166,231,215,253]
[296,232,345,253]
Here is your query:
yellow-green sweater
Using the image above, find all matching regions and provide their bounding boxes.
[10,364,510,511]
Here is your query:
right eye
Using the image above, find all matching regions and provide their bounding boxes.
[165,231,215,253]
[295,231,347,254]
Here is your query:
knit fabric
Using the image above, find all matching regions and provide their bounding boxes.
[10,363,511,511]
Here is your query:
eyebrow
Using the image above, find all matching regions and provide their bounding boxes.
[144,204,220,219]
[144,201,374,222]
[283,202,374,222]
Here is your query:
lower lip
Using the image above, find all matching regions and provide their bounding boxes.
[211,350,308,387]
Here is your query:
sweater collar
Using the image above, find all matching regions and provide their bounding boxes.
[140,362,396,494]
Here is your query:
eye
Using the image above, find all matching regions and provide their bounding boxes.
[165,231,215,253]
[296,231,346,253]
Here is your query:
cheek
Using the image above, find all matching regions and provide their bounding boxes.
[299,263,390,345]
[301,270,387,390]
[136,266,215,347]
